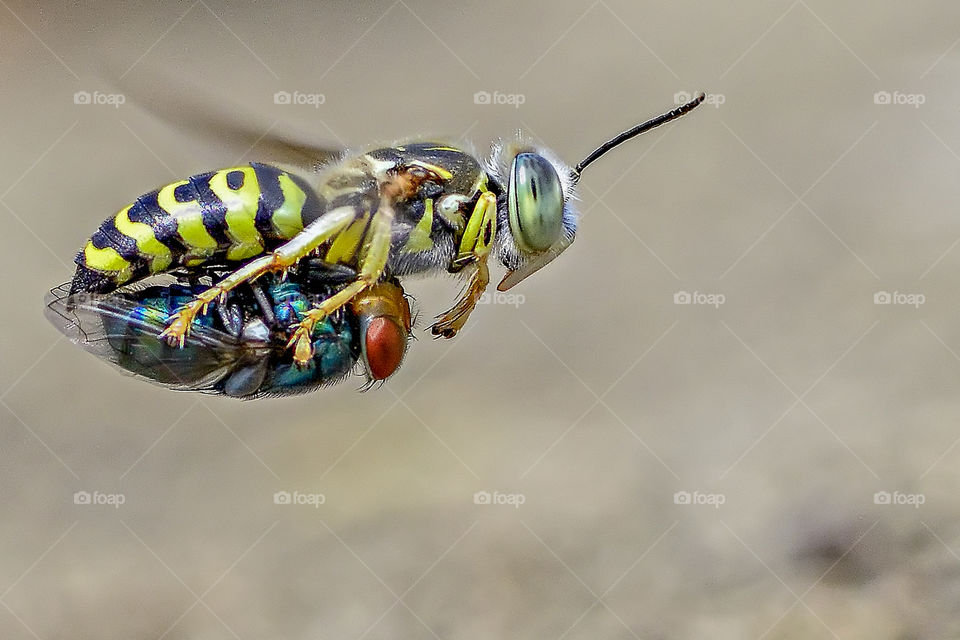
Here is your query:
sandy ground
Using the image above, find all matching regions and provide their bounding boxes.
[3,1,960,638]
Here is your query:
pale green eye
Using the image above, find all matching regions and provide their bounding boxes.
[508,153,564,253]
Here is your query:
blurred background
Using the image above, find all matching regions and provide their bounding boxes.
[3,1,960,637]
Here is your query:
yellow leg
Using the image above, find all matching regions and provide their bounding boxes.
[160,206,357,347]
[287,201,395,366]
[431,260,490,338]
[431,192,497,338]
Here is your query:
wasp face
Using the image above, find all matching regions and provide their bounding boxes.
[489,141,579,291]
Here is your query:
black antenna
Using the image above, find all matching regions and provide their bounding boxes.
[574,92,706,177]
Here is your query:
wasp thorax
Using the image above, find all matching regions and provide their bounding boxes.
[507,152,564,253]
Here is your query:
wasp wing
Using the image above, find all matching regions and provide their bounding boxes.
[106,70,341,170]
[44,283,273,392]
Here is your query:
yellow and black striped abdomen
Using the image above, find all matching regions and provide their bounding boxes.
[71,163,323,293]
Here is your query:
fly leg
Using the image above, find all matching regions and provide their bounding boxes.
[431,191,497,338]
[248,282,276,328]
[159,206,357,347]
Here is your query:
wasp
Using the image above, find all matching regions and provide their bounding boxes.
[62,92,705,371]
[46,269,412,398]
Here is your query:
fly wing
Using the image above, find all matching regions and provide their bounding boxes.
[44,283,272,392]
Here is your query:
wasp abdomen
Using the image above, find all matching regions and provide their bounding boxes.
[71,163,324,294]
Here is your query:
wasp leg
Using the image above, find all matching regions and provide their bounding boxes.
[159,206,357,347]
[431,192,497,338]
[287,201,395,366]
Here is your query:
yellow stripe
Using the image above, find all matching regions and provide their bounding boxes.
[422,146,460,152]
[157,180,218,251]
[402,198,435,253]
[407,160,452,180]
[83,242,134,282]
[208,167,264,260]
[271,173,307,238]
[325,216,368,264]
[113,205,173,272]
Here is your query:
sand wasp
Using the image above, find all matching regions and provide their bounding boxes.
[52,91,705,385]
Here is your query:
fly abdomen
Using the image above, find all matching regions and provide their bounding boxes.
[71,163,325,294]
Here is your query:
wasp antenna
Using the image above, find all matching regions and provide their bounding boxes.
[574,92,706,177]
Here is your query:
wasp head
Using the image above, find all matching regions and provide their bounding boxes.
[486,138,580,292]
[484,92,706,291]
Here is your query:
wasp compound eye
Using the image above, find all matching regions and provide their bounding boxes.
[508,153,564,253]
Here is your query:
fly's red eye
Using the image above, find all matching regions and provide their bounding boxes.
[364,317,406,380]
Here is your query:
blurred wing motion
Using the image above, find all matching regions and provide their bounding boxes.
[107,69,341,170]
[44,283,271,392]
